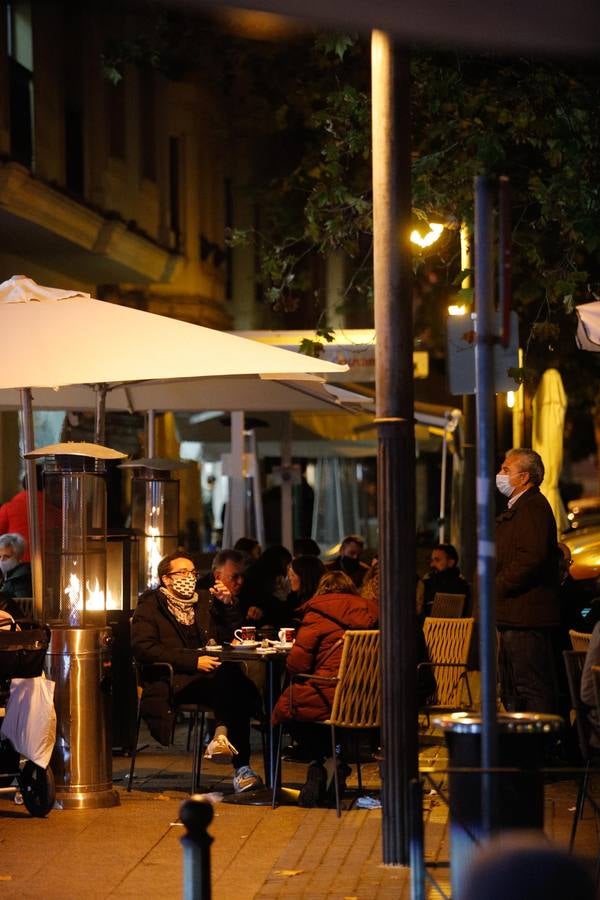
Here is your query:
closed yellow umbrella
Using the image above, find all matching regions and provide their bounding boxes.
[532,368,567,533]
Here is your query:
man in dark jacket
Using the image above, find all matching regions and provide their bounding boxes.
[131,551,263,793]
[419,543,471,621]
[495,448,560,713]
[325,534,370,588]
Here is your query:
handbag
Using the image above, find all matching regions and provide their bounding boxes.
[0,624,50,679]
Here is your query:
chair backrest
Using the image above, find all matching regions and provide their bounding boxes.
[423,617,474,708]
[431,592,466,618]
[328,630,380,729]
[569,629,592,652]
[563,649,592,762]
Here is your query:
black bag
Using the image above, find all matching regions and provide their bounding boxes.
[0,624,50,679]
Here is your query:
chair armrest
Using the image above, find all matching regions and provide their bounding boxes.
[291,672,339,685]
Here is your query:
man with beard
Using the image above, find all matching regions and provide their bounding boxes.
[418,543,471,622]
[325,534,370,588]
[131,551,263,793]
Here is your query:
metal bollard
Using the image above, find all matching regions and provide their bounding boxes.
[180,795,214,900]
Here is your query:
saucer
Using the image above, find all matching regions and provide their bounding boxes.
[232,641,259,649]
[272,641,294,650]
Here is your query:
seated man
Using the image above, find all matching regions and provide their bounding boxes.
[417,543,471,622]
[0,532,32,617]
[131,551,263,793]
[325,534,370,588]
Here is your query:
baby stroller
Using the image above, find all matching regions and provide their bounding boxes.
[0,613,55,817]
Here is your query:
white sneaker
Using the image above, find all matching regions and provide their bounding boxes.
[204,733,238,763]
[233,766,263,793]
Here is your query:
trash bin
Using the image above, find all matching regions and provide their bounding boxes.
[45,626,119,809]
[434,711,563,899]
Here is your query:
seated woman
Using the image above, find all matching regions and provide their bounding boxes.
[131,551,263,793]
[272,570,378,806]
[0,532,32,618]
[282,554,326,626]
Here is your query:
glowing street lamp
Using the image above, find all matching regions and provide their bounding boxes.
[410,221,444,248]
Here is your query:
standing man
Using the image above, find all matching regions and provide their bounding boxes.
[495,448,560,713]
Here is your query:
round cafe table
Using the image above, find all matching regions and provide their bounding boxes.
[205,643,291,803]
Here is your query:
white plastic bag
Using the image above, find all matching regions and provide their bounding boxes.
[0,674,57,769]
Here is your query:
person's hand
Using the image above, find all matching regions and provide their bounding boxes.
[197,655,221,673]
[209,580,233,605]
[246,605,263,621]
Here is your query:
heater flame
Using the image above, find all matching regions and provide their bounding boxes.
[64,572,117,618]
[146,526,162,589]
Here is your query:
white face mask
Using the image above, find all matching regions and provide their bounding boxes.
[495,473,513,498]
[0,558,18,576]
[169,572,197,599]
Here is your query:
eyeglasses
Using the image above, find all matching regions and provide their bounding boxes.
[167,569,199,578]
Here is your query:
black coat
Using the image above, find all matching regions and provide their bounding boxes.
[495,487,560,628]
[131,589,215,744]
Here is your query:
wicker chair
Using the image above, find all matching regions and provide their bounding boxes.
[563,650,600,850]
[420,617,474,720]
[569,630,592,652]
[430,592,466,618]
[273,629,380,816]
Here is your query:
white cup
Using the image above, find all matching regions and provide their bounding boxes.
[278,627,295,644]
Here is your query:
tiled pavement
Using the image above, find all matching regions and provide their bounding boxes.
[0,724,597,899]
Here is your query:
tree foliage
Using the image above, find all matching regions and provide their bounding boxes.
[101,9,600,398]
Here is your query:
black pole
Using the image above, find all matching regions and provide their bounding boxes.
[180,796,214,900]
[372,33,417,865]
[474,176,498,837]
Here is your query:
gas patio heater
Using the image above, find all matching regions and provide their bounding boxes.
[120,457,195,593]
[25,441,126,810]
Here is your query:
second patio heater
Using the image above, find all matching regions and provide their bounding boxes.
[121,457,195,593]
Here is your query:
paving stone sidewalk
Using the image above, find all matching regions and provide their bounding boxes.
[0,725,596,899]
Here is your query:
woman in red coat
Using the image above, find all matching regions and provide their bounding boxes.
[272,570,378,806]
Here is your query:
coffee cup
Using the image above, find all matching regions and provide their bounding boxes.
[278,627,295,644]
[234,626,257,643]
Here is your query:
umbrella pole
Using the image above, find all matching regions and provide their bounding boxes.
[94,383,108,445]
[20,387,43,620]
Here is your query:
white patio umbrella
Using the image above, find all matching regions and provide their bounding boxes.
[576,301,600,350]
[532,368,568,533]
[0,275,348,614]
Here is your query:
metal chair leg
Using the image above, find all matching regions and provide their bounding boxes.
[127,708,143,793]
[272,725,284,809]
[331,725,341,817]
[191,711,205,795]
[569,762,590,852]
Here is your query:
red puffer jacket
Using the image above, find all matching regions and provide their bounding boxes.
[272,591,378,724]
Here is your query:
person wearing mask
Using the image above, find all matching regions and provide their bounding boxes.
[417,543,471,622]
[495,448,560,713]
[325,534,370,588]
[131,551,263,793]
[0,533,32,614]
[0,470,43,563]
